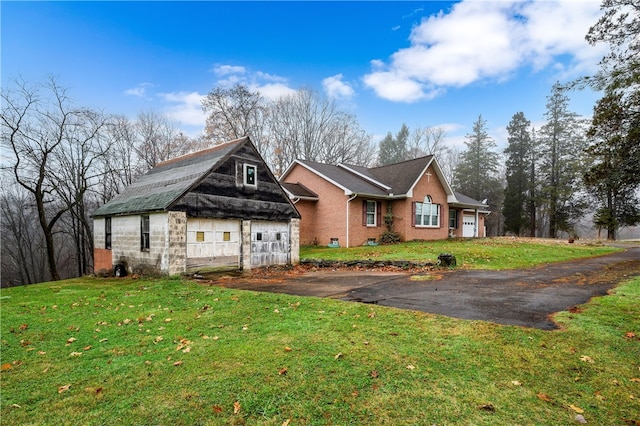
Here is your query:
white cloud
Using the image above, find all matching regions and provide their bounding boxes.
[212,64,246,76]
[322,74,355,100]
[159,91,206,127]
[124,82,154,98]
[249,83,297,101]
[364,0,606,103]
[211,63,297,100]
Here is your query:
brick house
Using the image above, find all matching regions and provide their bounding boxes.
[279,156,489,247]
[92,137,300,276]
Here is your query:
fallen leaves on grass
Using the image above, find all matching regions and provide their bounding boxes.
[569,404,584,414]
[580,355,595,363]
[406,365,416,370]
[58,384,71,394]
[173,360,183,367]
[66,337,77,345]
[212,405,223,413]
[335,352,343,360]
[233,401,241,414]
[278,367,288,376]
[537,393,552,402]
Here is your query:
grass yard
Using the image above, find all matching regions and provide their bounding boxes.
[300,237,621,269]
[2,272,639,425]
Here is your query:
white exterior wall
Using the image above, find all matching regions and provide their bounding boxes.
[94,217,106,248]
[111,213,170,274]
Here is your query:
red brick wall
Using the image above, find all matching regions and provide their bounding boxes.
[94,248,112,273]
[396,164,449,241]
[284,166,348,246]
[284,162,468,246]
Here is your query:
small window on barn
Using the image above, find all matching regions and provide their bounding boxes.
[244,164,257,187]
[255,232,263,241]
[196,231,205,242]
[276,232,281,241]
[223,231,231,242]
[105,217,112,250]
[141,215,150,251]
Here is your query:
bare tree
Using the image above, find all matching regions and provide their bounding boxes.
[201,83,270,153]
[268,88,373,174]
[1,76,109,281]
[0,181,48,286]
[134,110,190,169]
[406,126,449,160]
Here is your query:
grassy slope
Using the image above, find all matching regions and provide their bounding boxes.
[300,238,621,269]
[2,273,639,425]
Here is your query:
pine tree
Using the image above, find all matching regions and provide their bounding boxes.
[538,84,587,238]
[503,112,532,236]
[584,91,640,240]
[377,124,408,165]
[453,115,503,235]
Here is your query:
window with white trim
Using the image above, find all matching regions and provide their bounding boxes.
[243,163,257,187]
[141,215,150,251]
[366,200,377,226]
[414,196,440,227]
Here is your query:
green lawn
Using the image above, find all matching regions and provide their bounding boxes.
[301,237,621,269]
[2,273,639,425]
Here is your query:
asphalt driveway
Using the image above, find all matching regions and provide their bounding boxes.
[210,244,640,330]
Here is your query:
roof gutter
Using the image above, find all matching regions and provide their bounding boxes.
[346,193,358,248]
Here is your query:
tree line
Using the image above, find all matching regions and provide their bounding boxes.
[1,0,638,286]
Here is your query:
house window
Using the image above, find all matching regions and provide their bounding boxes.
[105,217,112,250]
[362,200,380,227]
[141,215,150,251]
[414,196,440,227]
[366,201,377,226]
[196,231,205,242]
[244,164,257,187]
[223,231,231,242]
[276,232,282,241]
[449,210,458,229]
[256,232,262,241]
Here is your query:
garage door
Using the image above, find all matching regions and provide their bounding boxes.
[186,219,240,270]
[251,221,290,267]
[462,214,476,237]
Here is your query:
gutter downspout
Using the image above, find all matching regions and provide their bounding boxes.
[475,209,479,237]
[346,193,358,248]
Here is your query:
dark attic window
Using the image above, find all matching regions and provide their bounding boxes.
[244,164,257,187]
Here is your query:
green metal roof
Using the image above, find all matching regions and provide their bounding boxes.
[92,138,244,217]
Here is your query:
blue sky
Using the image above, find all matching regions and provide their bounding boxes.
[3,1,607,150]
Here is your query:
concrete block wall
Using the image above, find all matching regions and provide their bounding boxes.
[109,213,169,275]
[167,211,187,275]
[289,218,300,264]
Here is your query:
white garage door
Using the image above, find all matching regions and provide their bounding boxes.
[251,221,290,267]
[462,214,476,237]
[186,219,240,270]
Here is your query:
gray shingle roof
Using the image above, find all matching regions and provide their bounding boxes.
[92,138,244,217]
[296,160,390,196]
[280,182,318,199]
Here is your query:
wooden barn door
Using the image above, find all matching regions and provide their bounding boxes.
[250,221,290,268]
[186,218,240,271]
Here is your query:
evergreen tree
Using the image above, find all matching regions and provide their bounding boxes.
[377,124,408,165]
[503,112,532,236]
[584,91,640,240]
[453,115,503,235]
[538,84,587,238]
